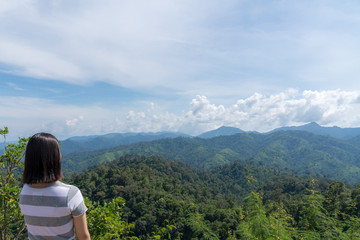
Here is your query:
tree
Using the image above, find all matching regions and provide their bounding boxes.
[237,191,271,240]
[0,127,28,239]
[297,179,342,239]
[151,220,180,240]
[85,197,138,239]
[267,201,294,240]
[184,212,219,240]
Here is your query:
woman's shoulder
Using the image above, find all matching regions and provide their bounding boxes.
[20,181,81,198]
[57,181,81,191]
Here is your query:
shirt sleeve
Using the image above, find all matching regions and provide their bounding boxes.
[68,185,88,217]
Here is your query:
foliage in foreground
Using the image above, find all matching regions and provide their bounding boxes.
[86,197,138,239]
[0,127,28,240]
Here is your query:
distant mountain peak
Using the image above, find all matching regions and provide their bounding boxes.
[198,126,244,138]
[298,122,323,131]
[271,122,360,140]
[218,126,238,130]
[305,122,320,127]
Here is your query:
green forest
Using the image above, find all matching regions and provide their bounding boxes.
[3,128,360,239]
[63,131,360,183]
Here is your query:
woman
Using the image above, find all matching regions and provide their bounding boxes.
[19,133,90,240]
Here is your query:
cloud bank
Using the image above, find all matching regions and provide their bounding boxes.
[2,89,360,141]
[1,1,360,97]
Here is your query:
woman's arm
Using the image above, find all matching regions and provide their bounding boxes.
[74,213,91,240]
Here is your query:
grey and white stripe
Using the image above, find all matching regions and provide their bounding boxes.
[20,182,87,240]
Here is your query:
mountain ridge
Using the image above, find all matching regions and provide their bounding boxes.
[62,130,360,184]
[60,131,191,155]
[59,122,360,155]
[270,122,360,139]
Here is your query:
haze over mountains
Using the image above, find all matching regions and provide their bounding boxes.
[270,122,360,139]
[59,122,360,155]
[60,132,191,155]
[59,122,360,184]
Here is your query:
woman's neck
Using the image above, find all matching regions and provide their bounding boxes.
[30,180,59,186]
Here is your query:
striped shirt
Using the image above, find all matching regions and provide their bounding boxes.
[19,182,87,240]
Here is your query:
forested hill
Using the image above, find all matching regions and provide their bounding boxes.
[63,130,360,184]
[60,132,191,155]
[271,122,360,139]
[68,154,360,239]
[58,122,360,155]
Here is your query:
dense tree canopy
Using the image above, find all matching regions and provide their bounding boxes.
[63,131,360,183]
[68,154,360,239]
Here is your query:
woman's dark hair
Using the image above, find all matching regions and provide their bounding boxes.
[22,132,63,184]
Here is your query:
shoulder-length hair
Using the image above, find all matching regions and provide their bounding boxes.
[22,132,63,184]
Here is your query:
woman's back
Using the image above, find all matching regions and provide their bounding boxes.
[20,182,87,239]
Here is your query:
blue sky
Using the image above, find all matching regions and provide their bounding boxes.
[2,0,360,140]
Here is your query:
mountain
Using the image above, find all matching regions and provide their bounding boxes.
[59,122,360,155]
[62,130,360,184]
[196,122,360,140]
[62,133,263,173]
[197,126,245,138]
[349,134,360,146]
[60,131,191,155]
[271,122,360,139]
[251,130,360,183]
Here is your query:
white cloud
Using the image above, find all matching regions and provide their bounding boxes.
[187,95,226,121]
[2,1,360,96]
[66,116,84,127]
[2,89,360,141]
[7,82,25,91]
[0,96,114,140]
[0,40,85,81]
[114,89,360,135]
[0,0,214,88]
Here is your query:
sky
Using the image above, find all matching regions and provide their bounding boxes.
[2,0,360,141]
